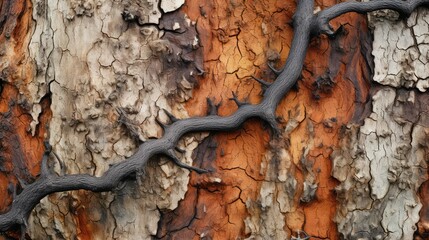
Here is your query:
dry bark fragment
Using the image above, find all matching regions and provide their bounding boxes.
[25,0,205,239]
[332,8,429,239]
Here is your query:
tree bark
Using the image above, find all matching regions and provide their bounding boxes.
[0,0,428,239]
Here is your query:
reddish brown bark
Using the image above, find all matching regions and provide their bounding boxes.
[0,0,51,237]
[417,182,429,239]
[0,84,51,237]
[73,190,103,240]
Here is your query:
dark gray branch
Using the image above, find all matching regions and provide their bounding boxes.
[0,0,427,234]
[311,0,429,35]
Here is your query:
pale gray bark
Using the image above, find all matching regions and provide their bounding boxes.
[27,0,201,239]
[332,8,429,240]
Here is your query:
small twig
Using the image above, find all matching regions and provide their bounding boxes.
[16,177,28,190]
[229,91,247,107]
[267,63,283,75]
[39,140,53,178]
[155,117,167,130]
[116,107,142,142]
[19,219,27,240]
[250,75,272,87]
[175,147,186,154]
[163,109,178,123]
[291,230,310,240]
[206,98,220,115]
[166,150,210,174]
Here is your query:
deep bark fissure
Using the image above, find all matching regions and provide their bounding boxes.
[0,0,428,235]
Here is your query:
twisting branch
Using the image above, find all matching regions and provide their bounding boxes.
[250,75,271,88]
[311,0,429,35]
[0,0,428,234]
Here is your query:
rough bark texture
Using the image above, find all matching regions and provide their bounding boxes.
[2,0,204,238]
[27,1,206,239]
[0,0,428,239]
[158,1,372,239]
[331,8,429,240]
[0,0,51,238]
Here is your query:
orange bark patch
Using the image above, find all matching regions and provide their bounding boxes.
[75,210,92,240]
[158,1,292,238]
[157,127,269,239]
[296,12,371,238]
[0,0,39,207]
[158,0,372,239]
[0,174,12,213]
[73,191,100,240]
[0,1,52,239]
[0,84,51,238]
[0,83,50,202]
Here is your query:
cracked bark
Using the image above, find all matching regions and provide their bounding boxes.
[0,0,428,239]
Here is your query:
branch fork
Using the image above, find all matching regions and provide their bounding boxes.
[229,91,248,107]
[165,149,210,174]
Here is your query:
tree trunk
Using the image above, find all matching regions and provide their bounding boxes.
[0,0,428,239]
